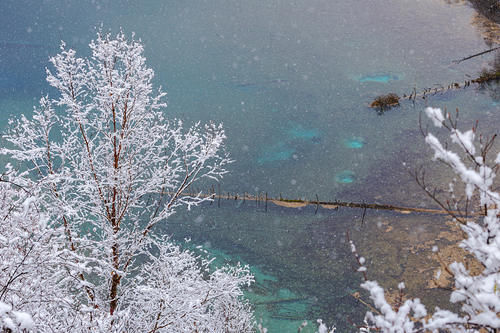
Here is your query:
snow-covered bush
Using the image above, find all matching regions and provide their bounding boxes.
[0,31,253,332]
[358,107,500,332]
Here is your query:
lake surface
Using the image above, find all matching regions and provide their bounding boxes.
[1,0,498,331]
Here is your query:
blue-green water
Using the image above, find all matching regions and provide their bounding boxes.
[343,137,365,149]
[335,170,356,184]
[357,73,402,83]
[1,0,498,331]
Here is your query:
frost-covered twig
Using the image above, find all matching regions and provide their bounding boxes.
[0,301,33,332]
[347,230,368,281]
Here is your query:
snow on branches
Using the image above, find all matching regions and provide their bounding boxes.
[0,301,33,332]
[0,31,253,331]
[357,107,500,332]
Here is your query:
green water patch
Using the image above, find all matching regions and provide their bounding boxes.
[165,206,366,332]
[335,170,356,184]
[255,123,321,165]
[286,124,321,142]
[185,244,318,332]
[343,137,365,149]
[247,276,316,331]
[356,72,402,83]
[257,142,296,165]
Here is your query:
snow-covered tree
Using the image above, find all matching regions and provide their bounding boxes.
[357,107,500,332]
[1,31,253,332]
[0,171,41,332]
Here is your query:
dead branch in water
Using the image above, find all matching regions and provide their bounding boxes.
[452,46,500,64]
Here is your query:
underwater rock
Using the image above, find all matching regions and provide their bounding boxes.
[343,137,365,149]
[311,136,322,144]
[335,170,356,184]
[358,73,401,83]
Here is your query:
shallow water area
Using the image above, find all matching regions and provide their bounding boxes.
[335,170,356,184]
[356,73,403,84]
[1,0,499,331]
[343,137,365,149]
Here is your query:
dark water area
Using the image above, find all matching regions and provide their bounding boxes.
[0,0,499,331]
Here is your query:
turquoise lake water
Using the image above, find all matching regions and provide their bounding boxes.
[1,0,498,331]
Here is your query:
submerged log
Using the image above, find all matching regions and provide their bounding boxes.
[255,297,308,305]
[172,190,483,217]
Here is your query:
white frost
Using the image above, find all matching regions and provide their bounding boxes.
[424,107,445,128]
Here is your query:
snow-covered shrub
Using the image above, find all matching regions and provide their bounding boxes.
[358,107,500,332]
[0,30,253,332]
